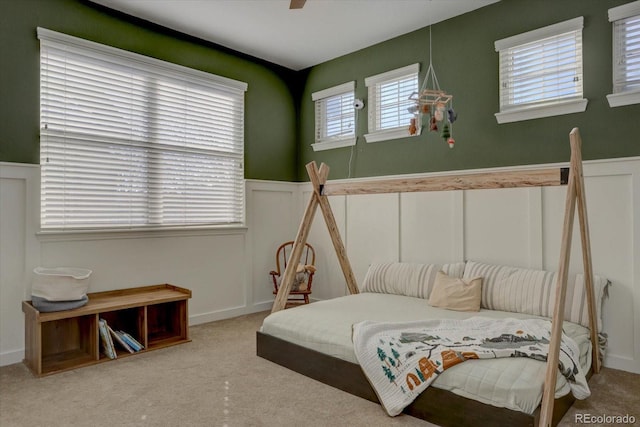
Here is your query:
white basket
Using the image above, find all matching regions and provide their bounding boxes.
[32,267,92,301]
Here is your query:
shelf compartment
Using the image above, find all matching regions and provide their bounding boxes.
[100,307,145,353]
[40,314,97,375]
[147,300,189,349]
[42,348,97,374]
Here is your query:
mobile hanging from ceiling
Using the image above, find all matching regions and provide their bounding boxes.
[409,25,458,148]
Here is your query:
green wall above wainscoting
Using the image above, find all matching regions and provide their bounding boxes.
[2,0,638,183]
[0,0,299,181]
[297,0,640,180]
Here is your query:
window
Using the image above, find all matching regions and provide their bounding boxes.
[494,17,587,124]
[311,81,355,151]
[607,1,640,107]
[364,64,419,143]
[38,28,247,231]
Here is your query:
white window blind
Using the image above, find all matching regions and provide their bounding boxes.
[607,1,640,107]
[38,28,247,230]
[311,81,355,151]
[613,15,640,92]
[364,64,419,143]
[494,17,587,123]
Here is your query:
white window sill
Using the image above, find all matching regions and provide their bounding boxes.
[312,137,356,152]
[495,98,588,124]
[607,90,640,108]
[36,224,248,242]
[364,126,421,143]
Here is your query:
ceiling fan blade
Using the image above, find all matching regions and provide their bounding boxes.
[289,0,306,9]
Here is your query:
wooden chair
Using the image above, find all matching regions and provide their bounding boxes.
[270,241,316,308]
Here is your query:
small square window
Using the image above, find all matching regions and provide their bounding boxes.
[311,82,356,151]
[494,17,588,124]
[364,64,420,143]
[607,1,640,107]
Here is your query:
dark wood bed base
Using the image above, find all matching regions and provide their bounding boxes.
[257,331,584,427]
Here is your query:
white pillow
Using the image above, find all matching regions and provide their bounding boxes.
[463,260,610,331]
[360,262,465,299]
[565,273,610,333]
[463,260,557,315]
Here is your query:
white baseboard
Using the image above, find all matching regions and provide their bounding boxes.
[604,354,640,374]
[0,349,24,368]
[189,302,272,326]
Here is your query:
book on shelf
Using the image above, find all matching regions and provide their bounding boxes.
[118,331,144,351]
[98,318,117,359]
[107,325,134,353]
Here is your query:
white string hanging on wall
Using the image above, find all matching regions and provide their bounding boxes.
[409,26,458,148]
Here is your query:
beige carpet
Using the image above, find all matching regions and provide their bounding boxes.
[1,311,638,427]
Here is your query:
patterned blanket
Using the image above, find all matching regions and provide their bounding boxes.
[352,317,590,416]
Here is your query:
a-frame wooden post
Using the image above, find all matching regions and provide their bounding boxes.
[272,162,358,313]
[539,128,599,427]
[306,162,359,297]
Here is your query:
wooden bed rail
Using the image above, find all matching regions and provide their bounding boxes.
[271,127,600,427]
[323,167,569,196]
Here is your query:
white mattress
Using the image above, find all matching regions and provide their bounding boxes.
[260,293,592,415]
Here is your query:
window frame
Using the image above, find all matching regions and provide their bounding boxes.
[494,17,588,124]
[311,81,356,152]
[607,1,640,108]
[38,28,248,233]
[364,63,420,143]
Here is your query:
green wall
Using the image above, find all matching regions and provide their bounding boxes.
[298,0,640,180]
[2,0,639,183]
[0,0,298,181]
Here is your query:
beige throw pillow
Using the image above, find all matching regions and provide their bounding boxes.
[428,271,482,312]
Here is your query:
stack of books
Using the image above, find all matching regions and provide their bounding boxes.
[98,318,145,359]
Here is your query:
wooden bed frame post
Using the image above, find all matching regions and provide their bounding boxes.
[539,128,599,427]
[574,140,601,375]
[271,168,322,313]
[272,162,358,313]
[306,162,360,297]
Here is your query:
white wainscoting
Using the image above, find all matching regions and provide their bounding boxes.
[2,158,639,374]
[0,167,295,367]
[0,163,40,366]
[246,180,300,306]
[300,157,640,374]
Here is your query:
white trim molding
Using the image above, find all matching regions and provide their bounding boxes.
[311,81,355,101]
[494,17,583,51]
[364,126,420,143]
[495,98,588,124]
[608,1,640,22]
[312,137,357,151]
[607,90,640,108]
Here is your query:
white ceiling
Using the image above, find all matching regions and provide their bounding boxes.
[90,0,499,71]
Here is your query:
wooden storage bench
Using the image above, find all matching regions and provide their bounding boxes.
[22,284,191,377]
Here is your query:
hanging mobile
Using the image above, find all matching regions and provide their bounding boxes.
[407,25,458,147]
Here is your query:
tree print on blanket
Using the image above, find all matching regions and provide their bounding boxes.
[352,317,590,416]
